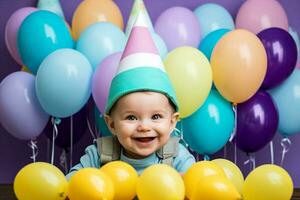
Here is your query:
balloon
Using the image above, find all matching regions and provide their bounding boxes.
[44,106,88,148]
[289,27,300,60]
[164,46,212,118]
[211,29,267,103]
[68,168,114,200]
[183,161,226,199]
[152,32,168,59]
[137,164,185,200]
[18,10,74,74]
[95,107,112,137]
[194,3,234,38]
[72,0,124,40]
[36,49,93,118]
[199,29,230,61]
[269,70,300,136]
[5,7,37,65]
[236,0,289,34]
[182,89,234,155]
[37,0,65,18]
[76,22,126,70]
[236,90,278,153]
[14,162,68,200]
[0,72,49,140]
[154,7,201,51]
[212,159,244,195]
[242,164,293,200]
[92,52,122,113]
[190,176,241,200]
[100,161,138,200]
[258,28,297,89]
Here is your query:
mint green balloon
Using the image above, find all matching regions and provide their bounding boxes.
[182,89,234,155]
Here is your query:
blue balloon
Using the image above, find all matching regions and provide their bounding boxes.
[76,22,127,70]
[182,89,234,155]
[18,10,74,74]
[269,69,300,136]
[36,49,93,118]
[199,29,230,60]
[152,33,168,59]
[194,3,234,39]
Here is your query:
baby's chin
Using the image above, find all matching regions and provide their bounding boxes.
[124,147,158,159]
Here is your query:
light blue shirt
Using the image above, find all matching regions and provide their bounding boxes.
[66,140,195,180]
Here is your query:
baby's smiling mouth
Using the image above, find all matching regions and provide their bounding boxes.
[133,137,156,143]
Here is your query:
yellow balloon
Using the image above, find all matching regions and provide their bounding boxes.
[72,0,124,40]
[183,161,226,199]
[68,168,114,200]
[164,46,212,118]
[100,161,138,200]
[242,164,293,200]
[190,175,242,200]
[21,66,31,73]
[212,159,244,194]
[14,162,68,200]
[137,164,185,200]
[211,29,267,103]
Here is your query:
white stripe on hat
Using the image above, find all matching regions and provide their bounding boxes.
[117,52,165,75]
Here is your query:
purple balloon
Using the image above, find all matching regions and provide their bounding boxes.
[5,7,37,65]
[92,52,122,114]
[0,72,49,140]
[154,7,201,51]
[258,27,297,89]
[44,106,88,148]
[236,90,278,153]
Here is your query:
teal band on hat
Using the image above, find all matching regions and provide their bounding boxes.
[105,67,178,114]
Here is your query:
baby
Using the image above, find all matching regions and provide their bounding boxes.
[66,12,195,179]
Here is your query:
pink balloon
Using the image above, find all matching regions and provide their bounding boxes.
[5,7,37,65]
[92,52,122,114]
[236,0,288,34]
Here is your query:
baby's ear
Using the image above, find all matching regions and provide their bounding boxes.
[171,112,180,129]
[104,114,116,135]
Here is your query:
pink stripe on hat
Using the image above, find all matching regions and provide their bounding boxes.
[122,26,158,59]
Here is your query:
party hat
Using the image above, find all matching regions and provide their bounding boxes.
[105,12,178,114]
[37,0,65,19]
[125,0,154,36]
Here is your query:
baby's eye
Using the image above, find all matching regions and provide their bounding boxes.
[152,114,162,120]
[126,115,137,121]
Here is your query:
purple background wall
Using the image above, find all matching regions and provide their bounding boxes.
[1,0,300,186]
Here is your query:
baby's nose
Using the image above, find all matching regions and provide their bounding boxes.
[137,120,151,131]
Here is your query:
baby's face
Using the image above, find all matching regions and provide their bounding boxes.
[105,92,179,159]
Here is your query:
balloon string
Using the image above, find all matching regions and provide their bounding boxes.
[28,140,38,162]
[280,137,291,166]
[70,115,73,168]
[244,154,256,171]
[59,149,68,174]
[51,117,60,165]
[234,140,237,165]
[229,105,237,142]
[86,117,96,140]
[270,140,274,165]
[223,143,227,159]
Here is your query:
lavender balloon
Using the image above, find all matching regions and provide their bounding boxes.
[154,7,201,51]
[236,90,278,153]
[5,7,37,65]
[92,52,122,114]
[0,72,49,140]
[258,28,297,89]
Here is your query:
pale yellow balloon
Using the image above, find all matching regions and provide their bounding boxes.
[212,159,244,194]
[190,175,242,200]
[137,164,185,200]
[72,0,124,40]
[183,161,226,199]
[14,162,68,200]
[242,164,293,200]
[100,161,138,200]
[164,46,212,118]
[68,168,114,200]
[211,29,267,104]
